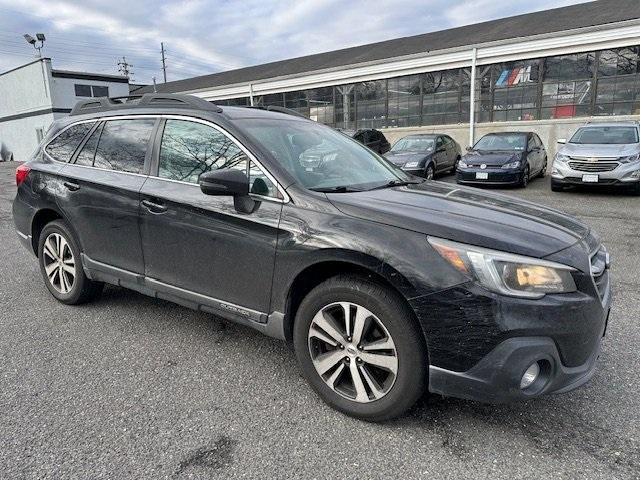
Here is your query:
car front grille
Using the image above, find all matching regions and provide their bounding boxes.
[568,161,618,172]
[590,245,610,302]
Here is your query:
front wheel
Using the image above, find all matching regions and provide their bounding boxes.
[519,165,530,188]
[424,164,435,180]
[293,275,427,421]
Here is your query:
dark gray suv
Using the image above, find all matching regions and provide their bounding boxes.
[13,94,611,421]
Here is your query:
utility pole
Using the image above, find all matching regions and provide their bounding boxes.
[161,42,167,83]
[117,56,133,80]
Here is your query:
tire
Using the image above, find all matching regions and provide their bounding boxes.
[539,158,547,178]
[424,164,435,180]
[551,180,565,192]
[451,156,461,174]
[38,220,103,305]
[293,275,427,421]
[519,165,530,188]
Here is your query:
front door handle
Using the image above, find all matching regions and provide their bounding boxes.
[141,199,168,214]
[63,181,80,191]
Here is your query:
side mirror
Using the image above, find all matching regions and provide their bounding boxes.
[199,169,249,197]
[557,138,567,145]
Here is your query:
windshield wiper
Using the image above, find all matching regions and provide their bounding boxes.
[309,185,362,193]
[367,179,424,191]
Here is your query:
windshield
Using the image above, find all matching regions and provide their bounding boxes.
[239,119,411,191]
[569,126,639,144]
[391,137,435,152]
[473,134,526,151]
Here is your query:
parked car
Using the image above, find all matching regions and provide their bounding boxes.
[457,132,547,187]
[337,128,391,154]
[13,93,611,421]
[552,122,640,194]
[385,134,461,179]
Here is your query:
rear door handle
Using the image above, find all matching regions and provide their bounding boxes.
[141,199,168,214]
[63,181,80,191]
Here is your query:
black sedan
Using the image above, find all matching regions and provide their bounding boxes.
[336,128,391,154]
[384,134,461,179]
[457,132,547,187]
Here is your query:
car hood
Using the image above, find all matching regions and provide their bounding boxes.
[559,142,639,158]
[463,151,521,165]
[327,181,590,259]
[384,151,428,166]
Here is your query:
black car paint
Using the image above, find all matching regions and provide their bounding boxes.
[13,106,610,403]
[352,129,391,154]
[385,135,460,177]
[457,132,547,186]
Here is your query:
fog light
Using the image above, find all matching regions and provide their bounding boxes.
[520,362,540,389]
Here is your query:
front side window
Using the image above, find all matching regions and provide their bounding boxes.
[45,122,93,162]
[93,119,155,173]
[240,118,409,192]
[569,126,639,144]
[158,120,248,184]
[474,134,526,151]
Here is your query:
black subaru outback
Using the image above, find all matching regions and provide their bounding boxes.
[13,94,611,421]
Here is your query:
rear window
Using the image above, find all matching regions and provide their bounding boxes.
[45,123,93,162]
[569,126,639,144]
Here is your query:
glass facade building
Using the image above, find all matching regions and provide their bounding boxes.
[216,46,640,130]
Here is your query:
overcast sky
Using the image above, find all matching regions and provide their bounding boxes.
[0,0,588,85]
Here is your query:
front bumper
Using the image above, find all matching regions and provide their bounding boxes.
[428,332,605,403]
[456,168,522,185]
[552,160,640,186]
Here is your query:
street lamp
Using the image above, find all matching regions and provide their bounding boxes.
[24,33,46,57]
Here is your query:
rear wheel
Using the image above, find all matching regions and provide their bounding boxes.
[451,156,461,174]
[539,158,547,177]
[293,275,427,421]
[38,220,103,304]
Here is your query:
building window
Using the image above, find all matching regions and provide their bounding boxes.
[284,87,335,126]
[74,84,110,98]
[217,97,250,106]
[491,60,540,122]
[422,70,461,125]
[387,75,421,127]
[255,93,284,107]
[356,80,387,128]
[594,47,640,116]
[335,84,356,130]
[541,53,594,119]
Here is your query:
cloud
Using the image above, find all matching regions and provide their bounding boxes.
[0,0,588,84]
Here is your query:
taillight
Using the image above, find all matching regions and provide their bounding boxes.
[16,164,31,186]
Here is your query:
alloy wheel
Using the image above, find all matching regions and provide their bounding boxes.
[425,166,434,180]
[307,302,398,403]
[42,233,76,294]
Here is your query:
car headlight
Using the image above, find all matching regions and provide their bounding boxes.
[502,160,521,169]
[619,153,640,164]
[555,153,570,163]
[404,161,420,168]
[428,237,577,299]
[458,160,468,168]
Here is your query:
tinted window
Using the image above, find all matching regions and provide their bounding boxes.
[93,119,155,173]
[75,123,103,166]
[74,84,92,97]
[45,123,93,162]
[92,85,109,97]
[158,120,248,184]
[474,134,527,151]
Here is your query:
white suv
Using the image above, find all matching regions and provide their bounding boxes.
[552,122,640,194]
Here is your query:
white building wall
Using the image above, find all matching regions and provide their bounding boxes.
[0,59,53,162]
[49,76,129,110]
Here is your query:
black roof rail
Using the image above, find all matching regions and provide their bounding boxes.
[70,93,223,116]
[246,105,307,118]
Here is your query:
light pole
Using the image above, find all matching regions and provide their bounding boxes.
[24,33,46,57]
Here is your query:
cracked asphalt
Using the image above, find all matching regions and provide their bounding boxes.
[0,161,639,479]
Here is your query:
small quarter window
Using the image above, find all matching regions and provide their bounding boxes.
[45,123,93,162]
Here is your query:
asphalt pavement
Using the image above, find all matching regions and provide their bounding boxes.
[0,161,639,479]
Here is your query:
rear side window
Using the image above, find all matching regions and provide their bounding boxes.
[45,123,93,162]
[158,119,248,184]
[92,119,155,174]
[75,123,103,166]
